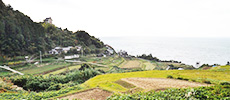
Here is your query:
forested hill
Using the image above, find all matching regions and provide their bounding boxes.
[0,0,104,57]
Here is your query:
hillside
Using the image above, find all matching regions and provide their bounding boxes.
[1,65,230,99]
[0,0,104,57]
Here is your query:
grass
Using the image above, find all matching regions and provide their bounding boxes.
[9,56,124,76]
[82,69,230,92]
[0,71,10,76]
[21,63,70,74]
[44,65,81,76]
[81,56,124,67]
[95,66,111,72]
[140,59,156,70]
[121,60,142,69]
[114,79,136,89]
[150,60,193,70]
[211,65,230,71]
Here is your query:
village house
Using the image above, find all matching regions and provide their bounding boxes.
[62,46,73,53]
[75,46,82,51]
[48,47,62,54]
[64,54,80,59]
[44,17,52,24]
[48,46,82,54]
[105,44,114,55]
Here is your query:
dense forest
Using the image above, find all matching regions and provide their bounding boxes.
[0,0,104,57]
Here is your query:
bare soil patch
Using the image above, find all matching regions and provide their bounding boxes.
[121,78,211,91]
[122,60,141,69]
[60,88,112,100]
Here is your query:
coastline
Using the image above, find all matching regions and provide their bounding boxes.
[100,36,230,66]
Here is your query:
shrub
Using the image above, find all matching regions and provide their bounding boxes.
[46,84,63,91]
[167,75,173,79]
[183,78,189,81]
[10,68,101,92]
[202,80,211,84]
[191,79,196,82]
[177,77,183,80]
[220,82,230,85]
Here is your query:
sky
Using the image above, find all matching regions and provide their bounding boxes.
[2,0,230,37]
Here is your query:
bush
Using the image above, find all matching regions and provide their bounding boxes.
[202,80,211,84]
[220,82,230,85]
[177,77,183,80]
[10,68,101,92]
[183,78,189,81]
[167,75,173,79]
[46,84,63,91]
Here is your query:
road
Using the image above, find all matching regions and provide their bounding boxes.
[0,65,24,75]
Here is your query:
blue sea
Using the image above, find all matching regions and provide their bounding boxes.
[100,37,230,66]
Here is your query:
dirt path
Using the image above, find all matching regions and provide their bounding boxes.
[121,78,211,91]
[122,60,142,69]
[0,65,24,75]
[60,88,112,100]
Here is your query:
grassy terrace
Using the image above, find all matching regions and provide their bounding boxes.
[0,56,126,76]
[44,65,81,76]
[82,68,230,92]
[81,56,125,67]
[0,71,10,76]
[20,63,70,75]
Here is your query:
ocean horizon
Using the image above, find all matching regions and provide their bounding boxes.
[100,36,230,66]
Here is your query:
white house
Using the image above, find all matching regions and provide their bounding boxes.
[49,46,82,54]
[75,46,82,51]
[64,54,80,59]
[44,17,52,24]
[105,44,114,55]
[62,46,73,53]
[107,48,114,54]
[49,49,59,54]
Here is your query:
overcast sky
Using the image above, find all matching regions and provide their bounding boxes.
[2,0,230,37]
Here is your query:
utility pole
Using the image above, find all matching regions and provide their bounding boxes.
[40,51,42,64]
[81,48,83,57]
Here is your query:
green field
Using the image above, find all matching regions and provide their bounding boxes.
[1,55,230,100]
[44,65,81,76]
[83,68,230,92]
[139,59,156,70]
[0,71,10,76]
[20,63,70,75]
[211,65,230,71]
[86,56,124,66]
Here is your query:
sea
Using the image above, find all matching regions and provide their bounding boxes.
[100,36,230,66]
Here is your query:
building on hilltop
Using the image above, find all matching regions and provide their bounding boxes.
[104,44,114,55]
[44,17,52,24]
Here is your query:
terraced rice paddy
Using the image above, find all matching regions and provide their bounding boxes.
[44,65,81,76]
[121,60,142,69]
[121,78,211,91]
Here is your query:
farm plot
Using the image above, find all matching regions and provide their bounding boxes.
[143,61,156,70]
[121,78,211,91]
[21,63,70,74]
[44,65,81,76]
[60,88,112,100]
[121,60,142,69]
